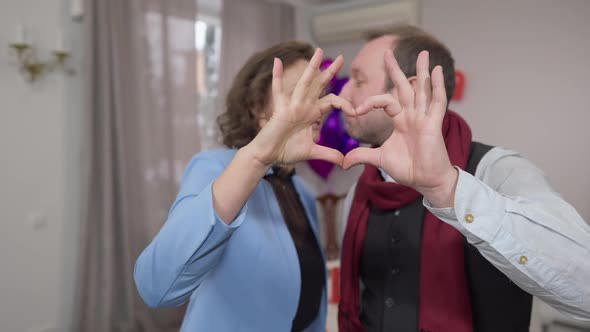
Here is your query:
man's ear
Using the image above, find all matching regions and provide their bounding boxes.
[386,76,417,97]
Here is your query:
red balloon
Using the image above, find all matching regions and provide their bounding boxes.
[453,70,465,101]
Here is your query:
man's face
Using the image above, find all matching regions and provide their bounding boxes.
[340,36,397,146]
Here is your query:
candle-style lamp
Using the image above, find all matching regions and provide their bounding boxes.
[8,25,72,82]
[9,25,31,59]
[52,32,70,68]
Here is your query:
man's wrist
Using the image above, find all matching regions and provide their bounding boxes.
[419,167,459,208]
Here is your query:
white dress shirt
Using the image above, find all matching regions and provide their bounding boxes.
[340,146,590,320]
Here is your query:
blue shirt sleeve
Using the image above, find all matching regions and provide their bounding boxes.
[134,151,249,307]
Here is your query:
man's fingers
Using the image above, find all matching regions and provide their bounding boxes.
[384,49,415,107]
[342,147,381,170]
[415,50,432,113]
[318,94,356,117]
[429,65,447,125]
[355,94,402,118]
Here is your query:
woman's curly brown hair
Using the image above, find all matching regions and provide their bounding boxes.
[217,41,314,148]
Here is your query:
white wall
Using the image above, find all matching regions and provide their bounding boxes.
[421,0,590,222]
[0,1,82,331]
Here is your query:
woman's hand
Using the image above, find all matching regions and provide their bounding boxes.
[246,48,355,167]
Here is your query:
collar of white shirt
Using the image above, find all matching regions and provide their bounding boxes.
[379,168,397,183]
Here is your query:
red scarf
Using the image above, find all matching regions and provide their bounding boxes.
[339,111,474,332]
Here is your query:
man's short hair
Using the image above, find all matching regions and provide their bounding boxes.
[366,25,456,101]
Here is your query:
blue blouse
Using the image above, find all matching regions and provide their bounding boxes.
[134,149,327,331]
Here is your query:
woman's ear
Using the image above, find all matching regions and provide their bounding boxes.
[258,116,269,129]
[256,101,273,129]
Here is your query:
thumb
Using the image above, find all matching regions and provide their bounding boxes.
[309,144,345,166]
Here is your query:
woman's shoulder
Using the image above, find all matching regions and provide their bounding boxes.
[179,148,238,183]
[188,148,238,167]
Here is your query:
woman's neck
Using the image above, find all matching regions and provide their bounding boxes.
[272,164,296,178]
[280,165,295,173]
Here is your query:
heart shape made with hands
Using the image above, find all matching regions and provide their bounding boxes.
[258,47,453,194]
[306,58,357,180]
[316,49,454,194]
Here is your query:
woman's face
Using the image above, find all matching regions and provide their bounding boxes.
[259,59,325,143]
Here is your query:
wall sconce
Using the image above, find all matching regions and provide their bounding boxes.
[9,26,72,82]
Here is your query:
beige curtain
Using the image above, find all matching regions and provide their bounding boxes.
[218,0,295,99]
[74,0,200,331]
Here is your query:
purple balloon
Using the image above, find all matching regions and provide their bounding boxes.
[341,136,360,155]
[332,77,348,95]
[308,59,359,180]
[307,159,334,180]
[321,112,345,147]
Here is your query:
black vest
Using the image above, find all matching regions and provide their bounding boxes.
[359,142,533,332]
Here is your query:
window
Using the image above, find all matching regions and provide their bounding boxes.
[194,3,223,149]
[195,15,222,98]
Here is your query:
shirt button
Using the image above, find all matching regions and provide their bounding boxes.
[394,210,401,217]
[385,297,395,308]
[519,255,528,265]
[464,213,475,223]
[391,267,400,276]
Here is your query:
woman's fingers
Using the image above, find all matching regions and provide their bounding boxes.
[291,48,324,103]
[313,54,344,98]
[291,51,345,116]
[271,57,285,106]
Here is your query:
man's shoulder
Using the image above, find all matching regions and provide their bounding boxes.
[475,144,523,171]
[473,143,542,186]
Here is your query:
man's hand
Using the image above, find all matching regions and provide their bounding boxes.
[343,50,458,207]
